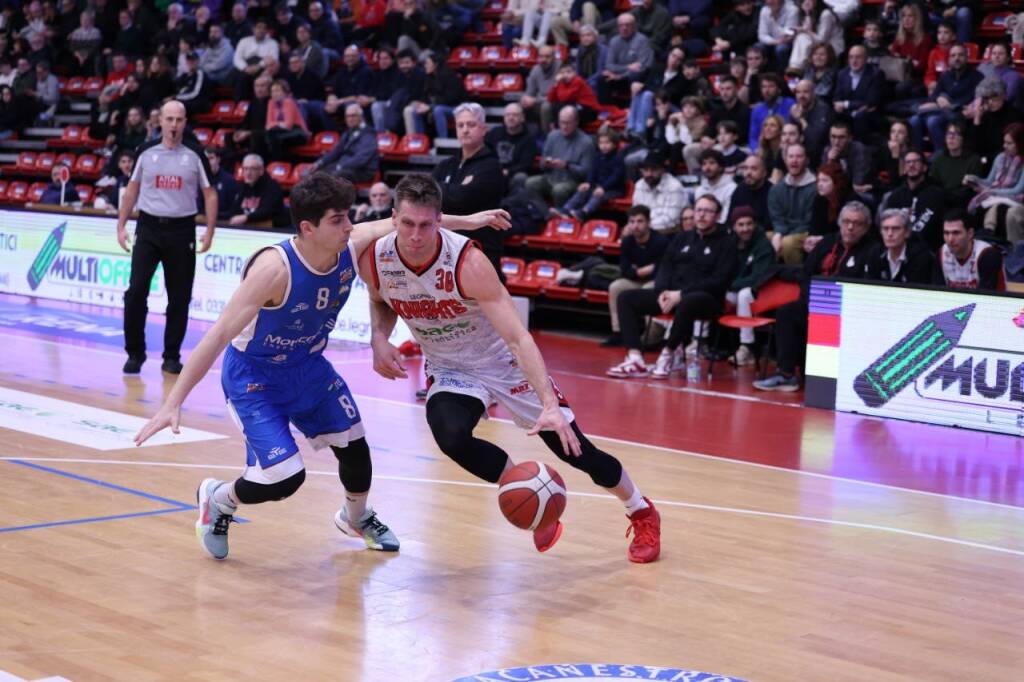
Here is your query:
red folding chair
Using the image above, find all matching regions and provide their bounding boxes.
[525,216,579,250]
[713,279,801,377]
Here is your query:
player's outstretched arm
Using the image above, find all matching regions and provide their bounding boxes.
[133,250,288,446]
[461,247,581,456]
[357,246,407,380]
[348,209,511,258]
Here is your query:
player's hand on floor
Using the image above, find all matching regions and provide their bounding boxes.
[471,209,512,231]
[529,404,581,457]
[371,341,408,380]
[134,405,181,446]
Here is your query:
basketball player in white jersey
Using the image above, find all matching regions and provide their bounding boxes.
[361,174,661,563]
[134,173,510,560]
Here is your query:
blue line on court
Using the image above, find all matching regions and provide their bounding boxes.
[0,508,190,533]
[10,459,194,509]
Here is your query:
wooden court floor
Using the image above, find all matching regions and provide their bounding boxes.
[1,311,1024,681]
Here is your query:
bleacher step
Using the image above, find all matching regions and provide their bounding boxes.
[24,127,63,137]
[0,140,48,151]
[54,114,90,125]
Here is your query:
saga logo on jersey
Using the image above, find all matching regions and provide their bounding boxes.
[414,320,472,337]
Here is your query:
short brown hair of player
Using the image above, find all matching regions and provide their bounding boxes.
[289,172,356,231]
[395,173,443,213]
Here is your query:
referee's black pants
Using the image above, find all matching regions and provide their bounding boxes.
[123,213,196,362]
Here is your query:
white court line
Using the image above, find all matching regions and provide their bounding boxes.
[3,330,1024,512]
[4,455,1023,558]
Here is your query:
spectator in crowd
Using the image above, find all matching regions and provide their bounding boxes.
[500,0,530,48]
[404,50,466,139]
[889,2,931,96]
[285,52,326,105]
[526,105,595,214]
[768,143,816,264]
[521,45,560,131]
[739,44,766,105]
[38,164,79,206]
[69,9,102,70]
[933,0,975,45]
[201,148,238,222]
[264,79,309,161]
[138,56,175,114]
[757,0,798,68]
[822,118,874,198]
[312,104,379,184]
[929,120,984,208]
[726,206,775,366]
[174,51,212,118]
[382,0,436,56]
[227,154,290,228]
[910,44,982,152]
[666,0,712,57]
[620,0,671,58]
[881,149,947,251]
[366,49,403,133]
[597,14,653,103]
[433,102,508,273]
[711,0,759,59]
[879,119,911,192]
[601,205,669,347]
[788,0,843,71]
[749,74,795,148]
[693,149,738,218]
[799,42,838,101]
[574,24,606,92]
[108,105,146,154]
[94,150,135,210]
[233,75,271,158]
[328,45,374,113]
[607,194,737,379]
[548,62,601,127]
[558,127,625,221]
[860,19,889,62]
[966,78,1019,164]
[668,96,708,171]
[200,24,235,85]
[940,209,1005,290]
[293,22,327,80]
[754,200,876,391]
[224,2,254,46]
[789,79,832,165]
[976,42,1020,104]
[307,2,343,59]
[232,19,280,100]
[712,121,748,174]
[730,153,774,231]
[485,102,536,190]
[518,0,572,47]
[807,161,849,244]
[709,76,752,149]
[632,152,688,234]
[867,208,940,284]
[923,21,955,97]
[352,182,394,223]
[758,114,786,180]
[964,123,1024,239]
[114,9,147,58]
[31,60,58,121]
[833,45,884,139]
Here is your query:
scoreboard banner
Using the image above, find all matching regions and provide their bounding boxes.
[0,209,411,345]
[805,278,1024,437]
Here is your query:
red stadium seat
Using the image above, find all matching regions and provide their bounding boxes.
[75,184,93,204]
[266,161,292,184]
[563,219,619,253]
[502,257,538,296]
[27,182,47,203]
[464,20,501,45]
[2,151,37,175]
[56,76,67,93]
[498,44,536,69]
[583,288,609,304]
[480,0,505,20]
[0,180,9,201]
[448,45,478,69]
[491,72,524,94]
[606,180,633,212]
[714,280,801,376]
[73,153,101,179]
[978,12,1012,38]
[211,128,234,148]
[55,153,77,169]
[193,127,213,145]
[229,100,249,124]
[47,124,82,148]
[464,72,492,94]
[6,181,29,203]
[377,130,399,157]
[84,76,103,95]
[526,216,580,250]
[526,259,581,300]
[283,162,315,188]
[397,133,430,156]
[293,130,339,158]
[64,76,85,94]
[33,152,56,176]
[194,99,235,124]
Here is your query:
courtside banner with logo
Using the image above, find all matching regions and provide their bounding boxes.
[0,209,410,344]
[804,278,1024,436]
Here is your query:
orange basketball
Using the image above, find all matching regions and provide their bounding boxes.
[497,461,567,531]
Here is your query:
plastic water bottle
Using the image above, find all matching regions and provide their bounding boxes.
[686,355,701,383]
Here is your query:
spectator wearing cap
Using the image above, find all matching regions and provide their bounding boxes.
[867,209,940,285]
[693,149,737,219]
[175,50,212,118]
[767,143,816,264]
[726,206,775,366]
[601,205,670,347]
[526,105,595,215]
[633,152,688,234]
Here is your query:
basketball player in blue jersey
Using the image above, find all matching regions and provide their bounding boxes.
[134,173,510,560]
[362,175,661,563]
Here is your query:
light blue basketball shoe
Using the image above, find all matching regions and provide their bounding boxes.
[334,506,400,552]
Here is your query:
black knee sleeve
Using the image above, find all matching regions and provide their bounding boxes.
[233,469,306,504]
[426,392,510,483]
[331,438,372,494]
[539,422,623,489]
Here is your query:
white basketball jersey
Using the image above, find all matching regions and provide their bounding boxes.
[941,238,992,290]
[371,229,510,369]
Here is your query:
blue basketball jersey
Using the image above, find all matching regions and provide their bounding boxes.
[229,238,357,367]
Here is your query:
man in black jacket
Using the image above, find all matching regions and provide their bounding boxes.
[729,154,773,232]
[227,154,290,228]
[602,205,669,347]
[484,102,537,191]
[832,45,884,140]
[754,200,877,392]
[866,208,940,284]
[432,102,507,274]
[880,149,947,251]
[607,194,738,379]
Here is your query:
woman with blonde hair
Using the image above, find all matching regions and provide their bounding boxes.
[758,114,785,178]
[890,2,932,99]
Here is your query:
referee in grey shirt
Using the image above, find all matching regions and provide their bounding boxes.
[117,100,218,375]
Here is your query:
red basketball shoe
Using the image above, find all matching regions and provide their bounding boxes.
[625,498,660,563]
[533,520,564,552]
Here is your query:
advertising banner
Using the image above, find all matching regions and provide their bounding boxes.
[805,278,1024,436]
[0,209,410,344]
